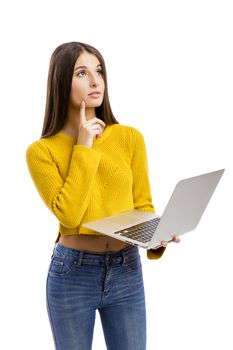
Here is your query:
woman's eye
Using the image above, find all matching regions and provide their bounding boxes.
[77,70,86,77]
[76,70,103,77]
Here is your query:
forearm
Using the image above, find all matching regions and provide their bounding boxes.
[51,145,101,227]
[26,142,101,228]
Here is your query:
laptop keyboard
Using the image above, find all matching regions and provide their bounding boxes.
[114,217,161,243]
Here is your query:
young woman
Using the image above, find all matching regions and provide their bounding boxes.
[26,41,180,350]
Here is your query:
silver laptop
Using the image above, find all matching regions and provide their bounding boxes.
[83,169,225,249]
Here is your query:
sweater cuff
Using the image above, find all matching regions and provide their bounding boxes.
[147,246,166,260]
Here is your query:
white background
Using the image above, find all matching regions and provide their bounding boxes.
[0,0,232,349]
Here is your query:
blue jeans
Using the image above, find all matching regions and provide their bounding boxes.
[46,243,146,350]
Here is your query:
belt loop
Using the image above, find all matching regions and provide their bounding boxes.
[121,251,127,266]
[77,251,84,266]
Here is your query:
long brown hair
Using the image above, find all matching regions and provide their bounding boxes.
[41,42,119,138]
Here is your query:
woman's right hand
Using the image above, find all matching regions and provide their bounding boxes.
[77,100,106,148]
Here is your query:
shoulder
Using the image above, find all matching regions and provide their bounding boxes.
[110,123,145,154]
[26,136,56,164]
[26,132,65,153]
[26,138,48,155]
[110,123,144,140]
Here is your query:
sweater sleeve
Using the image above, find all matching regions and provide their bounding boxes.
[26,141,101,228]
[130,127,166,260]
[130,127,155,213]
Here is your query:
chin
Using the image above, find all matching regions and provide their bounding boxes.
[86,100,103,108]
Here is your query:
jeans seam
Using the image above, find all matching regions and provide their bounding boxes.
[46,275,59,350]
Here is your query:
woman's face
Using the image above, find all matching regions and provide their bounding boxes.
[69,51,105,109]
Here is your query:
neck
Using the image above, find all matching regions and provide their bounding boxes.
[62,106,96,139]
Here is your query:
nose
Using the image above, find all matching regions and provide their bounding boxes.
[89,73,99,87]
[90,81,97,87]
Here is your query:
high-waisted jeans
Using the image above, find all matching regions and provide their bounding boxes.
[46,243,147,350]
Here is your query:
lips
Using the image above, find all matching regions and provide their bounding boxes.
[88,91,101,96]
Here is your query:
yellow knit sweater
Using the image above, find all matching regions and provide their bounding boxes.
[26,124,165,259]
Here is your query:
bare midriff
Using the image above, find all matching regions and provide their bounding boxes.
[58,234,132,253]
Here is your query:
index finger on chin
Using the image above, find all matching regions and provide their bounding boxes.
[79,100,86,123]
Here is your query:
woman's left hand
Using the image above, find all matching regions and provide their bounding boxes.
[161,235,181,247]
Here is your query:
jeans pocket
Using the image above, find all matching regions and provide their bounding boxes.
[48,256,77,277]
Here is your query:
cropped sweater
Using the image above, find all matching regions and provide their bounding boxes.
[26,123,165,260]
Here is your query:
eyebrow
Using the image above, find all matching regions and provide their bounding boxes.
[74,64,102,71]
